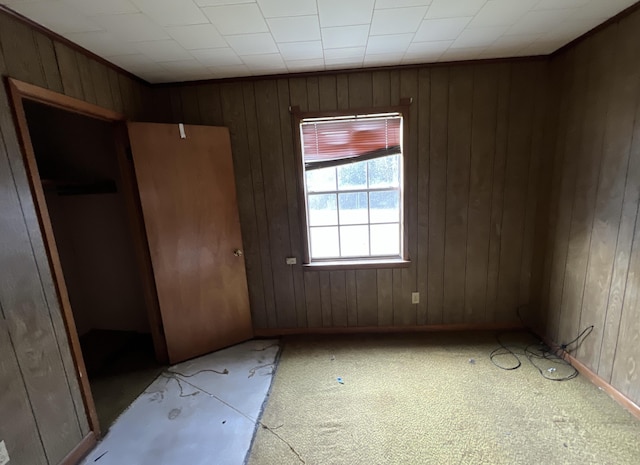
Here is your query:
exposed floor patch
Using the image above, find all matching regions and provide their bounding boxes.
[81,339,279,465]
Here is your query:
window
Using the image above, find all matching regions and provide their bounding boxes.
[297,111,406,265]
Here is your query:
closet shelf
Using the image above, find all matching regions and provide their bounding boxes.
[41,178,117,196]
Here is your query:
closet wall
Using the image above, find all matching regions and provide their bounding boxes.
[0,10,152,465]
[26,101,149,336]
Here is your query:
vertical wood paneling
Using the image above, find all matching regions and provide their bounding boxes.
[485,63,511,322]
[220,82,267,329]
[242,82,278,327]
[541,8,640,407]
[427,67,448,324]
[76,52,97,105]
[496,63,536,322]
[356,269,377,326]
[276,79,306,327]
[0,15,46,87]
[377,269,393,326]
[254,80,297,328]
[197,84,223,126]
[54,43,84,100]
[319,271,332,327]
[330,271,348,327]
[304,271,322,327]
[397,69,419,326]
[34,34,63,93]
[558,33,612,344]
[443,66,473,323]
[464,64,498,323]
[416,68,430,325]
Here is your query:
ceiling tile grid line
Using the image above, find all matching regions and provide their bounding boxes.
[0,0,636,82]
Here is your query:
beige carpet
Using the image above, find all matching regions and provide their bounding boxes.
[248,332,640,465]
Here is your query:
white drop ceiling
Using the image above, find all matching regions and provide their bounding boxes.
[1,0,637,83]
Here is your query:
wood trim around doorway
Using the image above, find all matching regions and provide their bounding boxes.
[5,78,167,447]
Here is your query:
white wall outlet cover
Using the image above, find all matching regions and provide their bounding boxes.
[0,440,9,465]
[285,257,297,265]
[411,292,420,304]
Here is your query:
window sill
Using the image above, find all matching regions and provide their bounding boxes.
[303,259,410,271]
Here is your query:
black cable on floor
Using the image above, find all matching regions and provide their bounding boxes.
[489,306,593,382]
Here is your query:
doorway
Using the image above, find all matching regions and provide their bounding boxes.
[22,100,163,431]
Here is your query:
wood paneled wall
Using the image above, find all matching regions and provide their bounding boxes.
[154,58,551,331]
[0,11,151,465]
[539,8,640,406]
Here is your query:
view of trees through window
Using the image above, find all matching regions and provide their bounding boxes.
[305,154,402,259]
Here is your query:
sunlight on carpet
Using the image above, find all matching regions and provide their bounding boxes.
[248,332,640,465]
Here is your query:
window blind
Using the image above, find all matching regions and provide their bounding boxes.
[301,114,401,169]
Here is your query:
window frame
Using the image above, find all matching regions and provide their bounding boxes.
[291,100,412,270]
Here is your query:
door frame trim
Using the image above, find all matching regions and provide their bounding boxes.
[6,78,167,442]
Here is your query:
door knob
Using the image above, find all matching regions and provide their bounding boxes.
[233,249,243,257]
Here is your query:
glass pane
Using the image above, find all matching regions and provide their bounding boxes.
[337,160,367,190]
[338,192,368,225]
[368,155,399,188]
[370,224,400,256]
[310,227,339,258]
[340,225,369,257]
[306,166,336,192]
[369,190,400,223]
[308,194,337,226]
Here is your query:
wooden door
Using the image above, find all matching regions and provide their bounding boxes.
[127,122,253,363]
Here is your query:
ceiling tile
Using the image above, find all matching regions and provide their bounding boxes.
[278,41,324,60]
[534,0,591,10]
[520,39,562,55]
[468,0,537,28]
[195,0,254,5]
[63,31,131,57]
[321,25,370,49]
[506,9,573,36]
[191,47,243,65]
[439,46,485,62]
[257,0,317,18]
[207,64,251,78]
[62,0,139,16]
[131,0,209,26]
[286,58,325,72]
[370,6,428,35]
[324,56,364,69]
[226,32,279,55]
[366,33,414,54]
[317,0,375,27]
[134,40,193,61]
[490,33,541,52]
[92,13,170,41]
[203,4,269,35]
[242,53,286,73]
[166,24,227,50]
[414,17,471,42]
[451,27,506,49]
[405,39,452,56]
[425,0,487,19]
[108,53,163,71]
[572,0,632,19]
[267,15,321,43]
[376,0,433,8]
[323,46,366,59]
[159,58,210,73]
[363,52,403,66]
[10,1,103,34]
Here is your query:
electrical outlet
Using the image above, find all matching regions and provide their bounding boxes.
[411,292,419,304]
[285,257,297,265]
[0,440,9,465]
